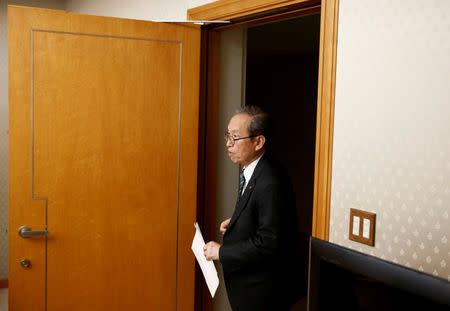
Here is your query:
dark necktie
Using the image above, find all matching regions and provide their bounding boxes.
[238,171,246,200]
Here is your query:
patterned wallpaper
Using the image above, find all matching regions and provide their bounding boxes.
[330,0,450,281]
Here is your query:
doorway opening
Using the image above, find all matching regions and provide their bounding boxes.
[202,12,321,311]
[246,12,321,267]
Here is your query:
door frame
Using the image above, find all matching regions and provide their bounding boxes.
[191,1,339,309]
[191,0,339,245]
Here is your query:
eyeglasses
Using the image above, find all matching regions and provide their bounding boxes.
[224,132,258,145]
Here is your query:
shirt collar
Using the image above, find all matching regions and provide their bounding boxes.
[242,153,264,185]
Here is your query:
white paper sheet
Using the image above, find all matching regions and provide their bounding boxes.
[191,222,219,298]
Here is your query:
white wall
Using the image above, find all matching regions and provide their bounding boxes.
[330,0,450,281]
[66,0,212,21]
[213,28,246,311]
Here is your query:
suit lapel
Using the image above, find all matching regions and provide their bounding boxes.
[227,155,267,232]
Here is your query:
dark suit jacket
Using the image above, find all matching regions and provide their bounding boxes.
[219,154,301,311]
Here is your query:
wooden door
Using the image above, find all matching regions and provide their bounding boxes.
[8,6,200,310]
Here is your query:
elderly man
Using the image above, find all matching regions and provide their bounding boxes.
[204,106,300,310]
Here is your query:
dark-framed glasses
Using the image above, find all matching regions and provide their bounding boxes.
[224,132,258,145]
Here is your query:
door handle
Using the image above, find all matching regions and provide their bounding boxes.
[18,226,48,238]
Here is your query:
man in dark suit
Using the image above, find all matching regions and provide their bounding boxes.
[204,106,301,310]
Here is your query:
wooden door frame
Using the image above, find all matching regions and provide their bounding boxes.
[190,0,339,309]
[191,0,339,239]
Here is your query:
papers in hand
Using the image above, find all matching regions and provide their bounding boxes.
[191,222,219,298]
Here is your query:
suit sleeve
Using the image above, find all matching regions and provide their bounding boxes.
[219,182,281,273]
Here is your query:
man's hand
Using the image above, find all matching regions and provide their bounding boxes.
[203,241,221,261]
[220,218,231,235]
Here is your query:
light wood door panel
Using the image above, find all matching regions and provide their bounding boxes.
[9,6,200,310]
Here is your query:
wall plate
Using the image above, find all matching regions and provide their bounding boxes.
[349,208,376,246]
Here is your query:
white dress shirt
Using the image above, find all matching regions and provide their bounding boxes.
[242,153,264,193]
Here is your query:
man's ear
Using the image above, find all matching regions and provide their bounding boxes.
[255,135,266,151]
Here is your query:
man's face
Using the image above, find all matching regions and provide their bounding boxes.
[226,113,259,166]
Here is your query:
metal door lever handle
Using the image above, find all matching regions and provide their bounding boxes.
[18,226,48,238]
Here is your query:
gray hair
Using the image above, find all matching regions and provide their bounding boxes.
[235,105,271,139]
